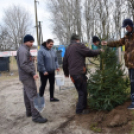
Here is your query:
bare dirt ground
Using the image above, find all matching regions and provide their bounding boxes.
[0,71,95,134]
[0,69,134,134]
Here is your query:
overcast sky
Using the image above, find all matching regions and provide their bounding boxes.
[0,0,59,45]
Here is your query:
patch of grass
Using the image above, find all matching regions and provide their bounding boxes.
[129,110,134,134]
[130,121,134,134]
[90,122,102,133]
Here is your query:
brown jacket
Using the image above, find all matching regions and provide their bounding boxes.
[63,43,101,76]
[108,31,134,69]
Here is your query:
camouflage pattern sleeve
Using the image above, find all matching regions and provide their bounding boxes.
[107,37,125,47]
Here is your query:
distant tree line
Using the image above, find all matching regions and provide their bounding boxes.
[46,0,134,45]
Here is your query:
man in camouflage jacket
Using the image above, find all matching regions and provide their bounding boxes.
[107,19,134,109]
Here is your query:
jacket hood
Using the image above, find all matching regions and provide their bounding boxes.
[40,45,50,51]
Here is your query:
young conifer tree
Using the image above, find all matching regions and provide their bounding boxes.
[87,46,129,111]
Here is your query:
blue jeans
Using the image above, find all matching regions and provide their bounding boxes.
[129,69,134,102]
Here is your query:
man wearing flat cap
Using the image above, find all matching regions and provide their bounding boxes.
[63,33,103,114]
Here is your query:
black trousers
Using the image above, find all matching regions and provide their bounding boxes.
[129,69,134,102]
[71,75,88,113]
[39,71,55,98]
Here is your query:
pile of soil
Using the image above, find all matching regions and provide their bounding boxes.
[48,101,134,134]
[74,101,134,133]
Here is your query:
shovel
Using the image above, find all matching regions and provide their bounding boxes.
[33,93,45,113]
[33,58,45,112]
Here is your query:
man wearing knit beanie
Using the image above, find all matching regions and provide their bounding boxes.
[93,36,100,46]
[24,34,34,43]
[17,34,48,123]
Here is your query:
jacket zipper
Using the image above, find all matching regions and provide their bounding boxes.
[50,50,53,71]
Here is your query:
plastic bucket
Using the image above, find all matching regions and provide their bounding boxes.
[55,75,64,86]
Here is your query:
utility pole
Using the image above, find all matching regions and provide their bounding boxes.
[38,21,43,45]
[34,0,39,47]
[34,0,39,95]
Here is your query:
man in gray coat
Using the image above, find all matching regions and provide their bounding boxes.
[17,35,47,123]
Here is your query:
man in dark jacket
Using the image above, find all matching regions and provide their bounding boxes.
[17,35,47,123]
[63,33,102,114]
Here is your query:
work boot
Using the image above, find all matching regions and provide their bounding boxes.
[76,109,90,115]
[50,98,59,102]
[32,116,48,123]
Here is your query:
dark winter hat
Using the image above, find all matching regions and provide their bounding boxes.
[71,33,80,40]
[122,19,134,28]
[24,34,35,43]
[92,36,100,43]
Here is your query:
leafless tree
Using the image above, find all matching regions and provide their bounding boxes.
[3,5,32,50]
[84,0,97,43]
[47,0,131,44]
[0,26,8,51]
[126,0,134,20]
[0,26,15,51]
[47,0,83,45]
[75,0,82,40]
